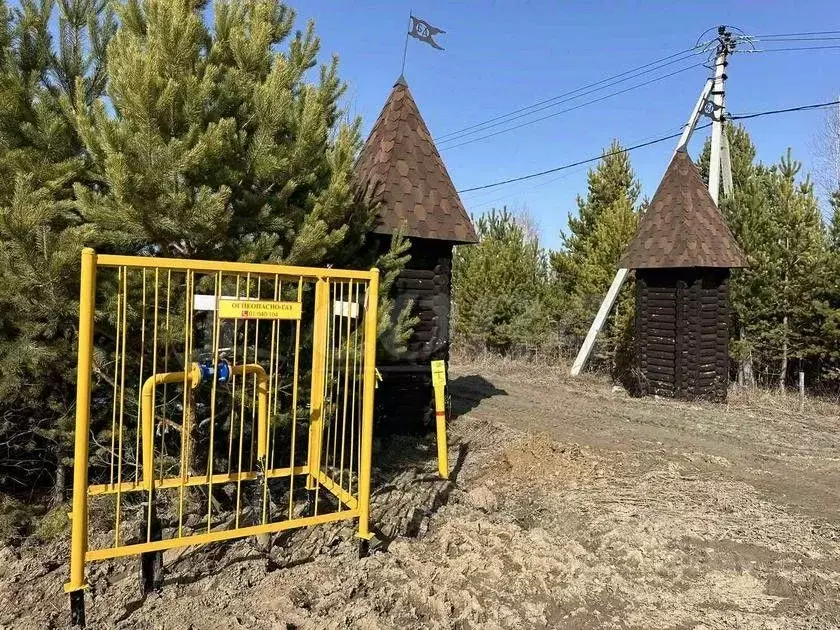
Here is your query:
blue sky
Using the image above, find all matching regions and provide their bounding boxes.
[299,1,839,250]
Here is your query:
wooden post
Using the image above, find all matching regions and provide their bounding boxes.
[799,369,805,412]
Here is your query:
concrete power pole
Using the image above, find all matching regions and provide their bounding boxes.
[569,27,735,377]
[708,26,735,205]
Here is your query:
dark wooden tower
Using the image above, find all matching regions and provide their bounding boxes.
[354,75,477,429]
[619,149,747,402]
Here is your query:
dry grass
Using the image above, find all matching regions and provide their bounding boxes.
[454,352,840,421]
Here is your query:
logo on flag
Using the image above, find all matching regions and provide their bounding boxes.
[409,15,445,50]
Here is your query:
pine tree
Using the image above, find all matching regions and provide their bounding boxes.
[765,152,826,389]
[815,190,840,376]
[68,0,413,485]
[828,189,840,253]
[452,208,552,356]
[550,140,640,374]
[73,0,374,267]
[699,124,768,386]
[0,0,412,505]
[0,0,114,502]
[700,129,828,388]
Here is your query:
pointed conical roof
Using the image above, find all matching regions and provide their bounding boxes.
[355,77,477,244]
[619,150,747,269]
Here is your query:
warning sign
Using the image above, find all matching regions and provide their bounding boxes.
[218,299,302,320]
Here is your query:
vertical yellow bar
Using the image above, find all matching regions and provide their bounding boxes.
[135,269,147,483]
[306,278,329,490]
[287,278,304,520]
[206,272,222,533]
[66,248,96,593]
[431,360,449,479]
[108,268,121,487]
[357,269,379,541]
[256,375,269,464]
[177,270,194,538]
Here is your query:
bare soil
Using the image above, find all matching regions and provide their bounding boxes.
[3,361,840,629]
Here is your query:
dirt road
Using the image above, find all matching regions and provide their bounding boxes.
[2,361,840,629]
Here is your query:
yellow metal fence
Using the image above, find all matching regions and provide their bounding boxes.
[66,249,379,609]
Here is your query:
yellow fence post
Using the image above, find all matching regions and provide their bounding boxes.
[357,268,379,547]
[306,278,329,490]
[431,360,449,479]
[66,248,97,625]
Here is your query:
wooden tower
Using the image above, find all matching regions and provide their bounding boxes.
[354,75,477,429]
[619,149,747,401]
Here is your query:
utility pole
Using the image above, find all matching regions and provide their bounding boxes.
[708,26,735,205]
[569,27,736,378]
[569,79,714,377]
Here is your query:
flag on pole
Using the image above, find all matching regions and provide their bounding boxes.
[408,15,445,50]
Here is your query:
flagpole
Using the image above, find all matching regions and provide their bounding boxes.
[401,11,412,75]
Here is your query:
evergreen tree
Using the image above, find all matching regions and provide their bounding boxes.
[764,152,826,388]
[73,0,373,267]
[0,0,113,501]
[0,0,412,505]
[815,190,840,376]
[699,124,769,386]
[828,189,840,253]
[550,140,640,374]
[452,208,553,356]
[67,0,414,486]
[700,128,829,388]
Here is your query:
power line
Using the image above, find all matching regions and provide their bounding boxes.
[441,63,704,151]
[729,99,840,120]
[456,127,703,194]
[465,165,588,212]
[456,98,840,194]
[740,44,840,53]
[747,30,840,38]
[433,47,703,142]
[749,36,840,42]
[436,30,837,147]
[437,52,703,146]
[462,127,680,210]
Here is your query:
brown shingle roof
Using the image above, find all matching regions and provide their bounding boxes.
[355,76,478,244]
[619,149,747,269]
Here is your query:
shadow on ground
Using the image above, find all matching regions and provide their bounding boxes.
[449,374,508,419]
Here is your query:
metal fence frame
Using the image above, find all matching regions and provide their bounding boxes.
[65,249,379,625]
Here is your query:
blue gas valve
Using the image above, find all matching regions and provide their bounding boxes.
[198,359,231,383]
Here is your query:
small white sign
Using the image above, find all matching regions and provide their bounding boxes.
[193,294,258,311]
[334,300,359,318]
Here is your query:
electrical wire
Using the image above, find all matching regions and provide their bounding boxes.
[435,29,835,148]
[436,29,839,153]
[460,126,686,203]
[457,126,708,194]
[464,126,686,209]
[465,165,589,214]
[746,30,840,38]
[748,36,840,42]
[433,47,704,142]
[739,45,840,53]
[441,63,705,152]
[437,53,703,146]
[729,99,840,120]
[456,97,840,194]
